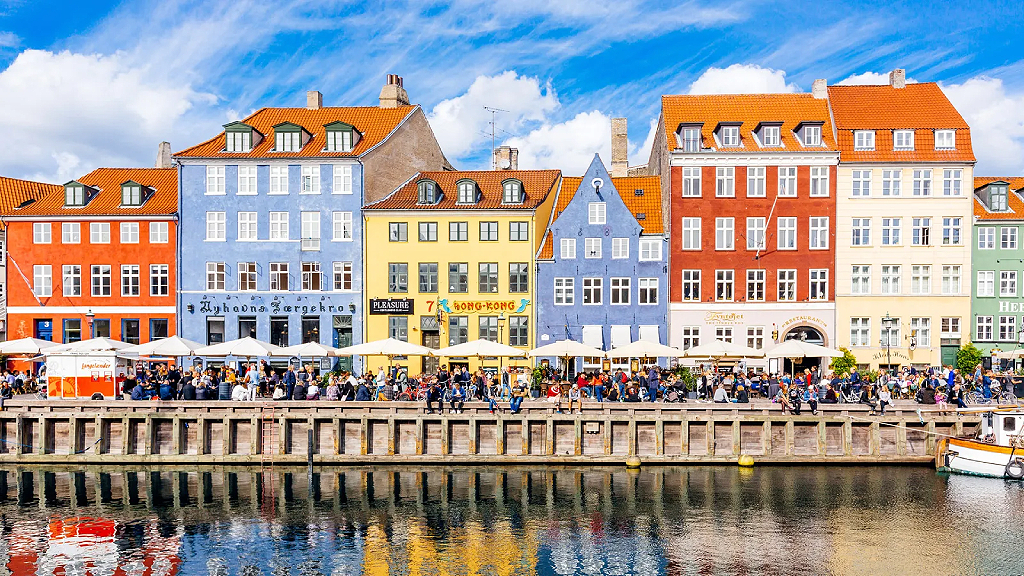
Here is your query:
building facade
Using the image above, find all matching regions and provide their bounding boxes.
[830,71,976,370]
[535,155,667,373]
[173,78,449,371]
[971,177,1024,367]
[0,176,61,341]
[5,167,178,345]
[649,91,839,370]
[363,169,561,374]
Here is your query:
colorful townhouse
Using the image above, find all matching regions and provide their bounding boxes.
[829,70,975,370]
[0,176,61,342]
[173,76,449,372]
[535,154,666,374]
[4,158,178,344]
[363,164,560,374]
[647,90,839,372]
[971,177,1024,366]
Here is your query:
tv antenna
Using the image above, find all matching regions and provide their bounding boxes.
[484,106,508,169]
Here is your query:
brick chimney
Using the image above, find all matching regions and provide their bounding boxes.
[493,146,518,170]
[379,74,410,108]
[812,78,827,99]
[611,117,628,177]
[155,141,172,169]
[889,69,906,89]
[307,90,323,110]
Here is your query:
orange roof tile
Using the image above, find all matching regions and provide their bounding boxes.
[175,105,417,158]
[537,230,553,260]
[0,176,61,215]
[974,177,1024,220]
[827,83,975,163]
[365,170,561,210]
[660,93,837,153]
[557,175,663,234]
[13,168,177,217]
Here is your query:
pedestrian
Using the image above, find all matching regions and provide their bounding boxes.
[284,365,297,400]
[450,381,466,414]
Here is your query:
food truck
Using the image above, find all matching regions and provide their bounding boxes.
[45,351,135,399]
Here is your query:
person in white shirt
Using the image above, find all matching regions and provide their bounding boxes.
[231,382,248,402]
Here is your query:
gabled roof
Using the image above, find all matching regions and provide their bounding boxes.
[175,105,417,158]
[974,177,1024,220]
[557,176,663,234]
[13,168,177,216]
[827,83,975,163]
[0,176,61,215]
[366,170,560,210]
[661,93,838,153]
[538,230,554,260]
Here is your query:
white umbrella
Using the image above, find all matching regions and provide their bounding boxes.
[765,339,844,359]
[684,339,764,359]
[194,336,283,358]
[0,337,61,355]
[528,340,605,358]
[606,340,685,359]
[278,342,340,358]
[122,335,204,357]
[433,339,526,358]
[333,337,433,357]
[50,337,132,353]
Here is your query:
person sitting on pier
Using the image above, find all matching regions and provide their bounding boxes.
[450,381,466,414]
[425,380,443,414]
[510,379,527,414]
[735,384,749,403]
[624,383,641,403]
[547,380,563,413]
[231,380,248,402]
[788,382,803,415]
[822,383,839,404]
[713,383,729,403]
[877,385,892,415]
[567,383,582,414]
[860,384,878,415]
[776,383,793,413]
[292,378,308,402]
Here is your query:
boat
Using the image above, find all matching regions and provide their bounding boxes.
[936,408,1024,479]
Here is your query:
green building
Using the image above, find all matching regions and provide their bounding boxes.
[973,177,1024,369]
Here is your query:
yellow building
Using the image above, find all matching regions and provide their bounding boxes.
[829,72,976,370]
[363,168,561,375]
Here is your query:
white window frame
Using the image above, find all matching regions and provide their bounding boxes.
[715,217,734,251]
[120,264,140,297]
[720,126,740,147]
[610,277,630,305]
[943,169,962,196]
[91,265,111,297]
[269,165,289,195]
[333,164,353,195]
[1002,227,1018,250]
[809,166,829,197]
[611,237,629,259]
[809,217,829,250]
[913,169,932,196]
[554,278,575,305]
[638,239,662,261]
[301,165,320,194]
[681,270,701,302]
[206,212,226,241]
[582,277,603,306]
[584,238,602,259]
[301,211,320,251]
[852,218,871,246]
[942,217,962,246]
[894,130,915,150]
[33,223,51,244]
[62,264,81,297]
[150,264,170,296]
[881,265,902,295]
[149,222,168,244]
[979,227,995,250]
[941,265,961,295]
[120,222,139,244]
[33,264,52,297]
[852,170,871,197]
[62,222,80,244]
[746,217,765,251]
[761,125,780,147]
[977,270,995,297]
[333,261,354,291]
[746,167,766,197]
[976,316,993,341]
[803,125,822,147]
[777,217,796,250]
[638,278,658,305]
[851,265,871,295]
[882,169,902,196]
[269,212,289,240]
[270,262,289,291]
[682,167,701,197]
[237,212,257,241]
[715,269,734,302]
[778,167,797,197]
[560,238,576,260]
[206,165,225,195]
[206,262,226,291]
[90,222,110,244]
[935,130,955,150]
[237,165,257,196]
[746,269,765,302]
[716,167,735,197]
[682,218,701,250]
[911,317,931,347]
[912,217,931,246]
[777,269,797,302]
[333,211,353,242]
[881,217,901,246]
[588,202,607,225]
[809,269,828,301]
[911,264,932,295]
[854,130,875,151]
[1000,270,1018,297]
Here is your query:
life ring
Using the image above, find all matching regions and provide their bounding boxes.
[1004,458,1024,480]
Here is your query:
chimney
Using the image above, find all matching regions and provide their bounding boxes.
[812,79,827,99]
[611,117,628,177]
[307,90,323,110]
[889,69,906,89]
[155,141,172,169]
[494,146,518,170]
[379,74,410,108]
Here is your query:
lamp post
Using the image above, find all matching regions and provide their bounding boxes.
[881,312,894,370]
[85,309,95,339]
[497,312,507,376]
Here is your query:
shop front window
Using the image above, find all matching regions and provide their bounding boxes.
[270,317,289,347]
[239,316,257,339]
[302,316,320,343]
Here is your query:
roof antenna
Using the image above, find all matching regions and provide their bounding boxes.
[484,106,508,169]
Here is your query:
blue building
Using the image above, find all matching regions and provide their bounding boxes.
[174,79,449,370]
[536,155,668,374]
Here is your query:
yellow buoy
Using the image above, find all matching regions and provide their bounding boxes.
[737,454,755,467]
[625,456,642,469]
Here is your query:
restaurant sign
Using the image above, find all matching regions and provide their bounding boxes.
[430,298,531,315]
[370,298,414,315]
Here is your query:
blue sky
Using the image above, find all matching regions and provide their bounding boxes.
[0,0,1021,182]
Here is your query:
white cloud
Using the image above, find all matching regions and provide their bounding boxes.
[941,76,1024,176]
[687,64,800,95]
[837,71,917,85]
[502,111,611,174]
[630,117,658,167]
[0,49,216,181]
[427,71,558,159]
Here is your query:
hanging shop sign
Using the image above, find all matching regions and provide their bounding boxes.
[429,298,531,315]
[370,298,414,315]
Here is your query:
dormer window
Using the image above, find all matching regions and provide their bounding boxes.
[324,122,360,152]
[223,122,260,152]
[502,179,523,203]
[854,130,875,151]
[761,125,781,146]
[679,125,702,152]
[417,180,438,204]
[804,125,821,146]
[121,182,143,206]
[720,125,740,147]
[935,130,955,150]
[990,184,1009,211]
[456,179,477,204]
[894,130,915,151]
[64,182,85,207]
[273,123,307,152]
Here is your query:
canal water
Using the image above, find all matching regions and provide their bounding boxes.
[0,465,1021,575]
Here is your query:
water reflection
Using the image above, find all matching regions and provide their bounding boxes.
[0,466,1021,575]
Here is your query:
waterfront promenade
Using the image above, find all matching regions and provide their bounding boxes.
[0,399,974,466]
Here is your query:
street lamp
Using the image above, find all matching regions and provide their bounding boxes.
[498,312,507,377]
[85,309,95,339]
[881,312,894,370]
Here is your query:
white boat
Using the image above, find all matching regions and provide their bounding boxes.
[936,409,1024,479]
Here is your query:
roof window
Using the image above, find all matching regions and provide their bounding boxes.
[854,130,875,151]
[121,181,144,206]
[417,180,438,204]
[324,122,360,152]
[273,122,308,152]
[224,122,259,152]
[457,179,478,204]
[502,179,523,204]
[64,182,86,207]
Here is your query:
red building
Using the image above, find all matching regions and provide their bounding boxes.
[648,88,840,368]
[4,166,177,345]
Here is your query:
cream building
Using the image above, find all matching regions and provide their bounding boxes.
[829,71,976,370]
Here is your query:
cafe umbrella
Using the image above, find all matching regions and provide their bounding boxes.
[527,340,606,378]
[0,337,61,356]
[122,335,204,358]
[765,339,844,374]
[333,338,434,372]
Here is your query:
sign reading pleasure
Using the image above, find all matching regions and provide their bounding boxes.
[370,299,414,315]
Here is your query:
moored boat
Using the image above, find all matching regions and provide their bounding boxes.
[936,409,1024,480]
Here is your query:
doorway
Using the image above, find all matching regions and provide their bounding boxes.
[422,330,439,375]
[782,326,825,374]
[34,319,53,341]
[332,315,353,372]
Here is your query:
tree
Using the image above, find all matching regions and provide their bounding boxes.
[829,347,857,376]
[956,342,983,374]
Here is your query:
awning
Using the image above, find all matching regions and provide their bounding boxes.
[611,325,631,349]
[582,325,603,350]
[639,325,660,343]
